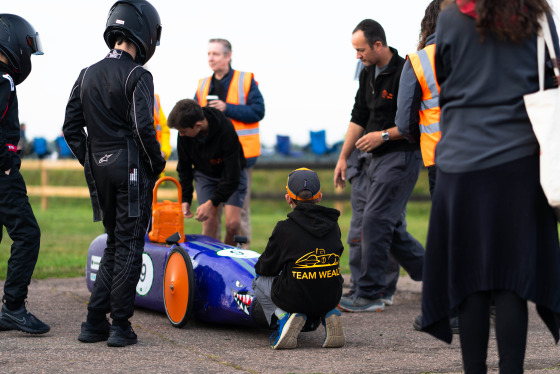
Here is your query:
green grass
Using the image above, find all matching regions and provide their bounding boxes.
[0,198,105,279]
[0,168,433,280]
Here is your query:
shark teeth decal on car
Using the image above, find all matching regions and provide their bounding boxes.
[232,288,254,315]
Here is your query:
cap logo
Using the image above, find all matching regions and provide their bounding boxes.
[116,19,125,25]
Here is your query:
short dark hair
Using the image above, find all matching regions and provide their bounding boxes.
[114,34,132,47]
[167,99,205,130]
[209,38,232,54]
[353,19,387,47]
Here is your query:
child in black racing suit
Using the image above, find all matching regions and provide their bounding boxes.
[0,14,50,335]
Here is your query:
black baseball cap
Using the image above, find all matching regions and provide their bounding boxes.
[286,168,321,201]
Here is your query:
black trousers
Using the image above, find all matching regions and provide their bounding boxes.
[459,290,527,374]
[427,165,437,198]
[0,160,41,308]
[87,148,155,321]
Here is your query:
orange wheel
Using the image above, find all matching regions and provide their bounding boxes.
[163,247,194,328]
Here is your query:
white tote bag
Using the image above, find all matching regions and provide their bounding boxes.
[523,14,560,220]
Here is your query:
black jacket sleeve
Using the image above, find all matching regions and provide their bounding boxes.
[209,118,243,206]
[350,67,370,128]
[130,71,166,176]
[0,79,12,172]
[176,135,195,205]
[62,69,88,165]
[254,222,286,276]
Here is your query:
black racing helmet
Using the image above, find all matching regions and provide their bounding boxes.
[0,14,43,85]
[104,0,161,65]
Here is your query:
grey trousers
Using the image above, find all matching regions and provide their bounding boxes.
[347,162,400,297]
[252,275,278,326]
[357,149,424,300]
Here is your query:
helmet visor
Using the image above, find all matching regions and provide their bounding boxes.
[156,24,161,46]
[27,32,43,55]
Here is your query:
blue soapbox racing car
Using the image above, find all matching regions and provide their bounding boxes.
[85,177,265,328]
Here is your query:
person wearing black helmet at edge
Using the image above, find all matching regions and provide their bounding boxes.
[0,14,49,335]
[63,0,165,347]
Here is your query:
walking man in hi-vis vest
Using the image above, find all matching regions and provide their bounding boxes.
[195,38,265,247]
[394,0,460,335]
[395,0,442,197]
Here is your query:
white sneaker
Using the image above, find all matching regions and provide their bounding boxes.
[381,295,394,306]
[322,309,345,348]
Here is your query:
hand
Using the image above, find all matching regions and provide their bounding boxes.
[207,99,226,112]
[182,202,194,219]
[355,132,383,153]
[195,200,217,222]
[4,168,10,175]
[334,159,347,189]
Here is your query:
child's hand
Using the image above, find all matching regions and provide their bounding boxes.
[182,202,194,219]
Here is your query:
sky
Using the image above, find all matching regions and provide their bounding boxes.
[4,0,560,148]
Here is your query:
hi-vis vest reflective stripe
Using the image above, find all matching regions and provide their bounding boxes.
[197,70,261,158]
[408,44,441,167]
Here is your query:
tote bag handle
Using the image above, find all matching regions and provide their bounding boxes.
[537,14,560,91]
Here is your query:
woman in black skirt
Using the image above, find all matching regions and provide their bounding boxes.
[421,0,560,373]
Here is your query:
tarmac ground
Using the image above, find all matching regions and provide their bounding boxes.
[0,275,559,374]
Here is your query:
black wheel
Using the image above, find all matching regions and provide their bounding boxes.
[163,246,195,328]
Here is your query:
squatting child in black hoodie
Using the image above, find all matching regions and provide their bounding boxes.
[253,168,345,350]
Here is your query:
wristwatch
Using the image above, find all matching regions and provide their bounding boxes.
[381,131,390,141]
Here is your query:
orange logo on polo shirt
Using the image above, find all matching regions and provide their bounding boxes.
[210,158,223,165]
[381,90,393,99]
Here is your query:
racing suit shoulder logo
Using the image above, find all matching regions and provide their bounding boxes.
[107,50,122,59]
[2,74,14,91]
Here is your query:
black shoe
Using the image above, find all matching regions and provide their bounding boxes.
[413,315,422,331]
[0,312,9,331]
[413,314,459,334]
[78,319,111,343]
[107,325,138,347]
[0,304,50,334]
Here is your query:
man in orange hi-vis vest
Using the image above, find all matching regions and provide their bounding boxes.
[395,0,442,197]
[154,93,171,178]
[195,38,265,248]
[394,0,459,335]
